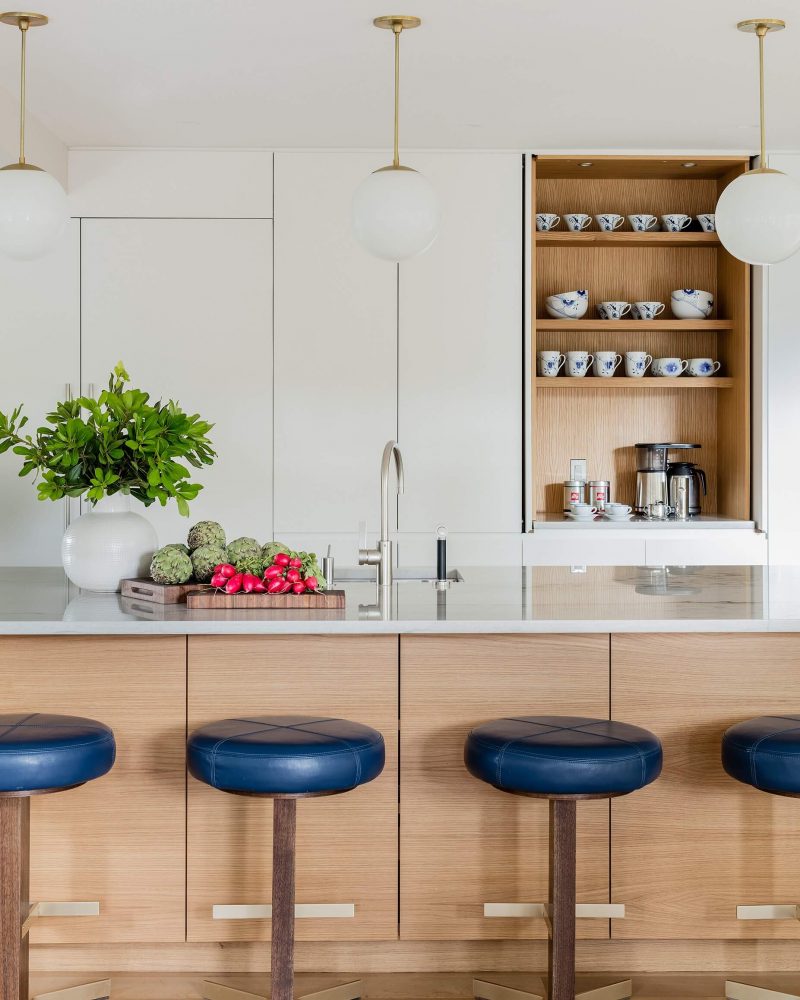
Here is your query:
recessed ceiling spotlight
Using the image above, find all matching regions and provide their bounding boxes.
[682,162,697,168]
[579,161,593,168]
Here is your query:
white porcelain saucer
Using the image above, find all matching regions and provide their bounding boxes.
[604,513,634,522]
[566,513,597,521]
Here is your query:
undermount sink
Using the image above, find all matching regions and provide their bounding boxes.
[332,566,463,584]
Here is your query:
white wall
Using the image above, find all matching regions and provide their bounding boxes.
[761,154,800,565]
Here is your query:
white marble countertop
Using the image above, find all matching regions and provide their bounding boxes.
[0,565,795,635]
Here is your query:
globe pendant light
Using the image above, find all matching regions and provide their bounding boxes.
[716,18,800,266]
[0,12,67,260]
[352,15,439,261]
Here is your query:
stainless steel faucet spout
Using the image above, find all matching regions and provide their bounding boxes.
[359,440,405,588]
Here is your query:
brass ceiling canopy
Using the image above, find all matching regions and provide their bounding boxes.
[373,15,421,31]
[736,17,785,32]
[0,11,47,27]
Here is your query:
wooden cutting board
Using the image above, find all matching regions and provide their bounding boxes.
[186,589,346,610]
[120,578,209,604]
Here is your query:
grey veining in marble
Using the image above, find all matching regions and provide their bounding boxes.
[0,564,793,635]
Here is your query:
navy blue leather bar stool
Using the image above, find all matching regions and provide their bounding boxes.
[188,715,386,1000]
[0,713,115,1000]
[722,716,800,1000]
[465,716,663,1000]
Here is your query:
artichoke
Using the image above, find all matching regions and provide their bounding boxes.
[161,542,190,556]
[227,536,261,571]
[187,520,226,551]
[150,546,193,585]
[191,544,228,583]
[262,540,290,564]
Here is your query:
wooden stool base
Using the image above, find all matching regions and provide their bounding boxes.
[726,983,800,1000]
[473,977,632,1000]
[202,979,362,1000]
[33,980,111,1000]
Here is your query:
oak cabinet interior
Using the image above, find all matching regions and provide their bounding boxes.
[531,155,751,522]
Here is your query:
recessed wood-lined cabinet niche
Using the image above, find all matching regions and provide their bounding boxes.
[531,156,750,522]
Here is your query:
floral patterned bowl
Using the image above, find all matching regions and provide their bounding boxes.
[545,290,589,320]
[670,288,714,319]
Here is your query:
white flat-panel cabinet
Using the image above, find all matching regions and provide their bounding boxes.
[0,221,79,565]
[273,153,398,541]
[80,219,273,549]
[397,153,523,537]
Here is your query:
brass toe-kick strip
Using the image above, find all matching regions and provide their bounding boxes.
[33,981,111,1000]
[483,902,625,918]
[577,982,633,1000]
[473,980,543,1000]
[212,903,355,919]
[203,980,362,1000]
[726,983,800,1000]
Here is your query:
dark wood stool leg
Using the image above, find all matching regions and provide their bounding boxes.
[271,799,296,1000]
[0,796,29,1000]
[548,799,576,1000]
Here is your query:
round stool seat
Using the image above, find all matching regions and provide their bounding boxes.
[722,715,800,795]
[465,715,662,797]
[188,715,386,796]
[0,713,115,793]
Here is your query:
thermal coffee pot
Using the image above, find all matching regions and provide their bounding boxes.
[666,460,707,516]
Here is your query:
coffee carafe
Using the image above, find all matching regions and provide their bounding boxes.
[634,443,700,514]
[666,460,707,516]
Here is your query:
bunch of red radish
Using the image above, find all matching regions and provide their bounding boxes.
[209,553,320,596]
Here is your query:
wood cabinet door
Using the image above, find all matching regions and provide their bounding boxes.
[187,636,398,942]
[611,632,800,940]
[0,636,186,943]
[400,634,611,941]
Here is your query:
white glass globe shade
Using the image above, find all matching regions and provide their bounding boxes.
[716,169,800,265]
[352,166,439,261]
[0,166,68,260]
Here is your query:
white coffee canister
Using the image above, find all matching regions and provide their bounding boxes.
[61,494,158,593]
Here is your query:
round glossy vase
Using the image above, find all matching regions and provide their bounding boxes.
[61,495,158,593]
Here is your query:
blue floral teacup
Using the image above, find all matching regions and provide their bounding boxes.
[537,350,566,377]
[566,351,593,377]
[598,300,631,320]
[661,213,692,232]
[632,300,665,320]
[696,214,716,232]
[536,213,561,232]
[624,351,652,378]
[687,357,721,377]
[595,213,624,232]
[595,351,622,378]
[545,290,589,319]
[628,214,658,232]
[565,213,592,231]
[652,357,688,378]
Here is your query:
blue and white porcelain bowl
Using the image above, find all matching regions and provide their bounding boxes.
[670,288,714,319]
[545,290,589,320]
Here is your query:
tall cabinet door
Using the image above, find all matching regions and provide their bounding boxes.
[611,632,800,940]
[273,153,398,558]
[401,634,610,941]
[398,153,523,542]
[0,221,79,565]
[80,218,273,548]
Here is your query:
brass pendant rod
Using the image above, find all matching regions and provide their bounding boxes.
[392,24,401,168]
[18,16,28,164]
[757,23,768,167]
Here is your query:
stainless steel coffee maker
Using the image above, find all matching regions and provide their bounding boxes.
[634,443,701,514]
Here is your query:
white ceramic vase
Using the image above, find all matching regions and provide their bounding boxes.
[61,494,158,593]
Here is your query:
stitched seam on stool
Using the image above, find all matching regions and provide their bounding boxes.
[0,735,115,754]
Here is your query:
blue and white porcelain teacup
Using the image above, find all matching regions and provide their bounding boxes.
[595,213,624,232]
[598,300,631,320]
[670,288,714,319]
[661,213,692,232]
[566,351,593,377]
[628,214,658,232]
[696,214,716,232]
[632,300,665,320]
[565,213,592,231]
[537,350,566,377]
[624,351,652,377]
[536,213,561,232]
[545,290,589,319]
[687,357,721,377]
[595,351,622,378]
[652,357,688,378]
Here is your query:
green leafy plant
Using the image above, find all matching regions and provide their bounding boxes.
[0,362,215,517]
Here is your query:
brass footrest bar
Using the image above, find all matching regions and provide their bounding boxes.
[726,983,800,1000]
[212,903,354,920]
[473,979,632,1000]
[483,902,625,919]
[33,980,111,1000]
[202,980,362,1000]
[737,904,800,920]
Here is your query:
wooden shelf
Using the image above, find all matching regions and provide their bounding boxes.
[535,319,732,331]
[536,377,733,389]
[537,230,720,248]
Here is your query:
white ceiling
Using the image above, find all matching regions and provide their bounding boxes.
[0,0,798,152]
